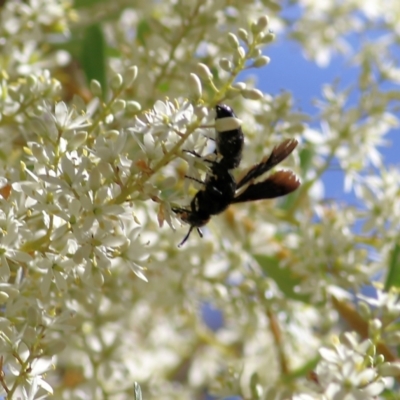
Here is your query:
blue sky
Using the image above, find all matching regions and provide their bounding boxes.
[256,35,399,201]
[259,39,351,200]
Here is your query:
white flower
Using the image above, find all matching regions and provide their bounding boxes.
[111,227,149,282]
[130,99,195,139]
[315,335,386,399]
[355,167,400,235]
[52,101,94,131]
[358,290,400,320]
[0,209,32,281]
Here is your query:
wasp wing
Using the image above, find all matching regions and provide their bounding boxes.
[236,139,298,189]
[232,170,300,203]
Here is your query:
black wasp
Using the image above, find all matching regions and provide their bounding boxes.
[173,103,300,246]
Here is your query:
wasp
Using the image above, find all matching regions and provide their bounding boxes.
[173,138,300,246]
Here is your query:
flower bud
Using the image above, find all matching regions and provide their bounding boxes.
[0,291,9,304]
[253,56,271,68]
[259,32,275,44]
[358,301,371,320]
[111,73,123,90]
[231,82,246,90]
[189,73,202,100]
[376,354,385,365]
[379,362,400,377]
[219,58,233,72]
[197,63,213,80]
[125,65,138,86]
[112,99,126,114]
[27,74,38,89]
[366,342,376,357]
[256,15,269,32]
[249,48,262,58]
[126,101,142,113]
[214,283,228,299]
[236,46,246,59]
[237,28,248,43]
[384,331,400,346]
[261,0,281,12]
[90,79,102,97]
[241,88,263,100]
[368,318,382,338]
[227,32,240,48]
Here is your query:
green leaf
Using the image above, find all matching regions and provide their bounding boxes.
[158,82,170,93]
[134,382,142,400]
[260,0,282,12]
[106,46,121,58]
[254,254,310,302]
[74,0,123,22]
[80,24,107,99]
[384,241,400,291]
[299,146,314,174]
[137,19,152,47]
[284,356,319,381]
[278,190,299,212]
[74,0,108,8]
[249,372,261,399]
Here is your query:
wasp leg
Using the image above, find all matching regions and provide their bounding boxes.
[184,175,205,185]
[178,226,194,247]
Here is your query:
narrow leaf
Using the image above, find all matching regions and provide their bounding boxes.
[254,254,310,302]
[80,24,107,99]
[136,19,151,47]
[385,242,400,291]
[134,382,142,400]
[299,146,314,174]
[74,0,108,8]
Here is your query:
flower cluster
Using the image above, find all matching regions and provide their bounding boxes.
[0,0,400,399]
[310,332,394,399]
[0,0,73,76]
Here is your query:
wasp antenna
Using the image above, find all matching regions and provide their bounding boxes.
[183,149,202,157]
[178,226,194,247]
[185,175,205,185]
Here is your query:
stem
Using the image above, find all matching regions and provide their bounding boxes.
[287,143,338,215]
[0,357,10,394]
[152,0,203,94]
[7,327,47,399]
[266,307,290,376]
